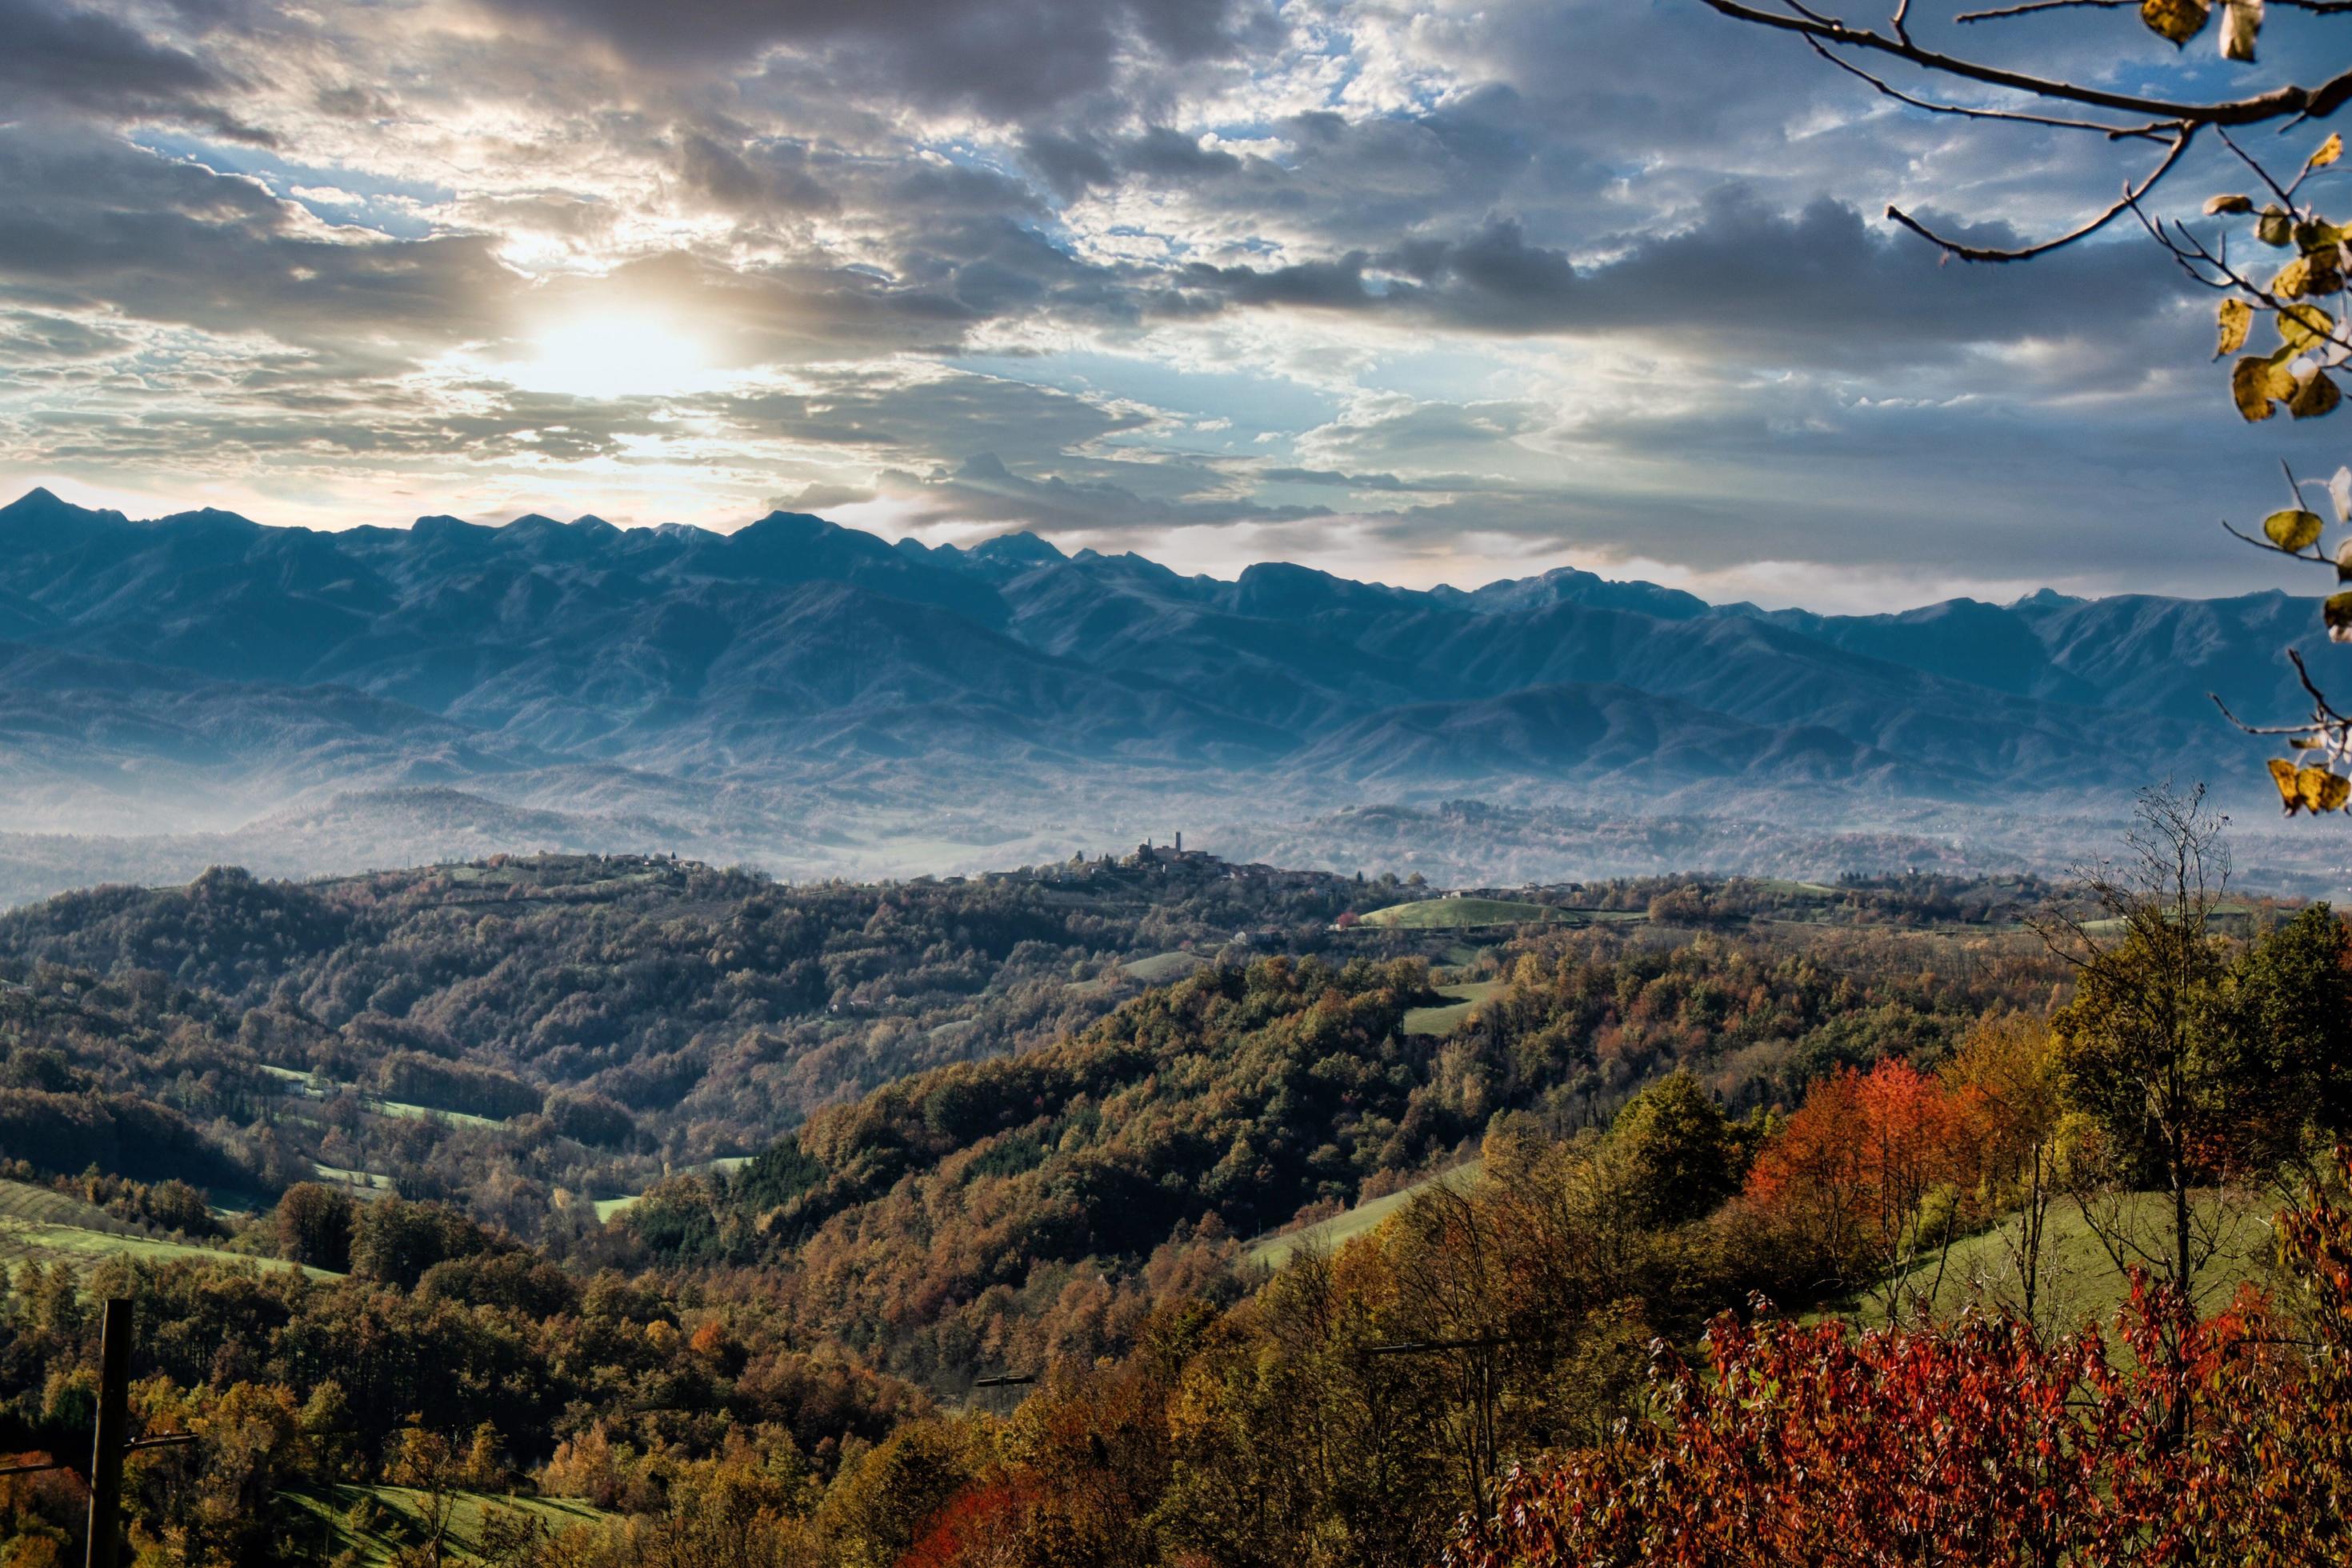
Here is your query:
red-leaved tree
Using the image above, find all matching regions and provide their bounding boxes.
[1451,1146,2352,1568]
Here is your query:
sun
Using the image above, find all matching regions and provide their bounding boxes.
[502,310,718,401]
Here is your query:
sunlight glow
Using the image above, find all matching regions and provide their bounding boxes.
[503,312,719,400]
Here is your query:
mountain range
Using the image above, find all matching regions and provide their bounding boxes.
[0,486,2332,894]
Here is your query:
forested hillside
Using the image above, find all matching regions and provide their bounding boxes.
[2,828,2347,1565]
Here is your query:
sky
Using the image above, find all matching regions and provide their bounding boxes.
[0,0,2346,611]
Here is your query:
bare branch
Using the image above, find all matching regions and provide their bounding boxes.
[2290,647,2352,725]
[2216,126,2299,210]
[1695,0,2352,126]
[1886,127,2196,262]
[2220,516,2336,568]
[1805,37,2171,138]
[1956,0,2133,20]
[2210,691,2321,734]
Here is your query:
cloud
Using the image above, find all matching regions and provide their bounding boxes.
[0,129,514,358]
[0,0,2297,607]
[474,0,1270,118]
[0,0,274,142]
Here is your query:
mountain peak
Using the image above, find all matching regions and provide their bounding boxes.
[971,530,1065,566]
[0,486,126,534]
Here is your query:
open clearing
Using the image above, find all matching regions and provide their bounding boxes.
[1357,898,1646,932]
[1358,897,1561,930]
[1247,1160,1486,1271]
[594,1156,755,1222]
[1123,950,1209,984]
[282,1485,612,1564]
[0,1180,337,1279]
[1403,979,1505,1038]
[1847,1190,2277,1331]
[258,1062,507,1129]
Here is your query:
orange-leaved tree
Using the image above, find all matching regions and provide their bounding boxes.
[1743,1058,1968,1314]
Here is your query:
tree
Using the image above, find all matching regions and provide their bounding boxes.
[2041,789,2228,1302]
[1744,1059,1965,1312]
[1942,1012,2068,1322]
[387,1419,462,1568]
[1610,1072,1743,1227]
[1696,0,2352,808]
[273,1182,356,1273]
[1453,1142,2352,1568]
[2035,790,2321,1314]
[2212,901,2352,1159]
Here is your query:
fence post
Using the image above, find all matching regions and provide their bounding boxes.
[86,1297,130,1568]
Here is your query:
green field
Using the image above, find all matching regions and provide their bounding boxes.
[1358,897,1561,930]
[1246,1160,1485,1271]
[1356,898,1646,932]
[282,1484,613,1563]
[0,1181,338,1279]
[594,1156,755,1222]
[1123,950,1209,983]
[311,1162,396,1195]
[1848,1190,2276,1331]
[258,1062,506,1130]
[1402,979,1504,1037]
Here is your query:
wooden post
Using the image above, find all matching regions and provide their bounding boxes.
[86,1297,130,1568]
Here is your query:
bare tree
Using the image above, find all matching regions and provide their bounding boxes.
[1698,0,2352,810]
[2026,782,2281,1346]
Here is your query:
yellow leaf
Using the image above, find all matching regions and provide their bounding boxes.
[2312,133,2344,171]
[2291,369,2343,419]
[2234,355,2282,420]
[2297,767,2349,813]
[2337,538,2352,580]
[2270,757,2304,812]
[2328,590,2352,642]
[2279,302,2335,350]
[2291,735,2324,750]
[2205,194,2255,215]
[2296,219,2346,255]
[2280,253,2349,297]
[2217,298,2253,355]
[2142,0,2212,42]
[2219,0,2262,61]
[2266,509,2326,550]
[2258,206,2294,246]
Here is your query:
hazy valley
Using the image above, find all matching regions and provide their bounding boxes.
[2,487,2341,907]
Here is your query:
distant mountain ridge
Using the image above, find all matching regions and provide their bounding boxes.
[0,487,2318,826]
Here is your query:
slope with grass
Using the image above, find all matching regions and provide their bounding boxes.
[281,1485,614,1565]
[1246,1160,1486,1271]
[1358,897,1564,930]
[256,1063,508,1130]
[1850,1190,2276,1331]
[1402,979,1505,1038]
[0,1179,337,1278]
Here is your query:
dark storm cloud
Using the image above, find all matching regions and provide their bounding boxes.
[1174,190,2181,367]
[0,0,272,142]
[0,130,512,356]
[882,450,1331,532]
[675,131,838,216]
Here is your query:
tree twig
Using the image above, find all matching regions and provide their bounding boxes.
[1805,37,2171,138]
[1886,126,2196,262]
[1695,0,2352,126]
